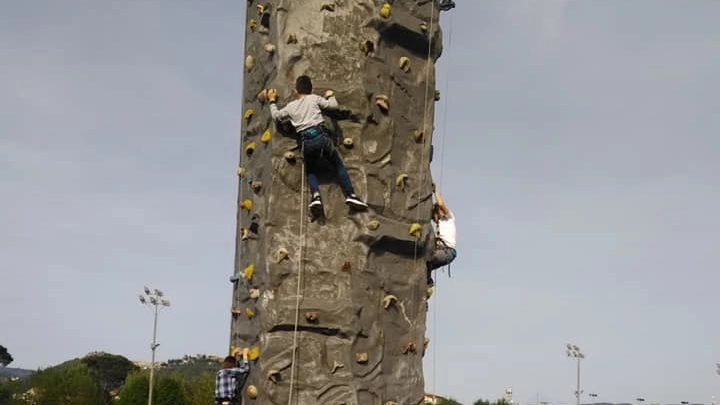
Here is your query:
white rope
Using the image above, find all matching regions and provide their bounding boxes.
[287,143,306,405]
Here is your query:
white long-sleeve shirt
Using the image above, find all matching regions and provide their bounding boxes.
[435,210,456,248]
[269,94,338,131]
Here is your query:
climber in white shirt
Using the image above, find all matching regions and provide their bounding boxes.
[267,75,368,215]
[426,188,457,286]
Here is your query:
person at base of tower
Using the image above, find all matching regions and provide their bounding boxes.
[267,75,368,214]
[426,187,457,286]
[214,348,250,405]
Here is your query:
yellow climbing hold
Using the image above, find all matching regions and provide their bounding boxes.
[366,220,380,231]
[240,199,253,211]
[260,128,272,143]
[245,307,255,318]
[237,167,247,177]
[243,264,255,280]
[426,287,433,298]
[248,346,260,361]
[413,129,424,142]
[380,3,391,18]
[246,385,258,399]
[395,173,408,190]
[245,141,256,155]
[249,19,257,32]
[409,223,422,238]
[244,109,254,120]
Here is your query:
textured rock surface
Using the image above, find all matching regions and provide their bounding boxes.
[231,1,443,404]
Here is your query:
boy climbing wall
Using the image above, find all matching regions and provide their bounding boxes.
[267,75,368,217]
[214,348,250,405]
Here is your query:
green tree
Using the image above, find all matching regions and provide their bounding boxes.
[117,371,189,405]
[186,372,215,405]
[0,345,13,367]
[116,371,149,405]
[81,352,138,404]
[154,374,188,405]
[474,399,491,405]
[438,398,465,405]
[31,362,103,405]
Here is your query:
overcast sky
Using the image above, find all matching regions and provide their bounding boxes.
[2,1,719,404]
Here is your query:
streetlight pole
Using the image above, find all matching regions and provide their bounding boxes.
[138,287,170,405]
[566,344,585,405]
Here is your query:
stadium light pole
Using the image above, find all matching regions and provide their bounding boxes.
[566,344,585,405]
[138,287,170,405]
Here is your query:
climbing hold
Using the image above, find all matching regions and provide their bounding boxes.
[426,287,433,298]
[383,294,398,309]
[366,220,380,231]
[342,137,354,148]
[360,40,375,56]
[244,109,254,120]
[249,19,257,32]
[231,307,243,315]
[398,56,410,73]
[240,199,253,212]
[380,3,391,18]
[245,55,255,72]
[355,352,368,364]
[420,21,428,33]
[435,89,441,101]
[424,337,430,348]
[246,385,258,399]
[260,128,272,143]
[287,34,297,44]
[229,273,240,283]
[257,89,268,103]
[267,369,280,383]
[375,94,390,113]
[249,288,260,299]
[248,346,260,361]
[413,129,424,143]
[263,43,275,54]
[320,3,335,12]
[341,261,352,273]
[401,342,417,354]
[395,173,408,190]
[243,264,255,280]
[237,167,247,177]
[283,151,296,162]
[408,223,422,238]
[240,227,255,241]
[245,141,256,156]
[250,181,262,192]
[256,4,264,14]
[276,247,289,263]
[245,307,255,318]
[305,312,318,322]
[330,360,344,374]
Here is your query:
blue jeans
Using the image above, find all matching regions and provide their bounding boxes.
[302,127,355,197]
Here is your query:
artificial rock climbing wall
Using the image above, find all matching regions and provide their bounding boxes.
[230,1,443,404]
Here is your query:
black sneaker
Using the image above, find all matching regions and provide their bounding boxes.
[345,194,368,210]
[309,194,322,209]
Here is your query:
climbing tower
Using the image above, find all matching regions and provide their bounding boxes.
[231,1,443,404]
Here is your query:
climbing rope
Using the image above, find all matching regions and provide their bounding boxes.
[287,143,307,405]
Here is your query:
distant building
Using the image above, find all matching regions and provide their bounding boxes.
[425,393,449,404]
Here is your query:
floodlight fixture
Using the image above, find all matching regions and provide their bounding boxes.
[144,286,150,295]
[154,289,163,297]
[139,295,146,304]
[161,299,170,307]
